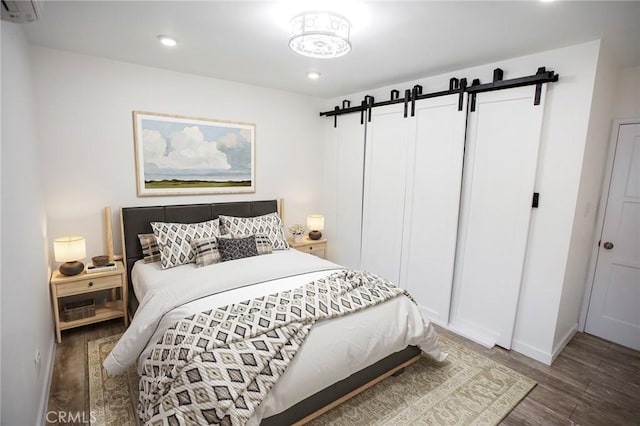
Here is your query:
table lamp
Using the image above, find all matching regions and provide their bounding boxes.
[307,215,324,240]
[54,236,87,276]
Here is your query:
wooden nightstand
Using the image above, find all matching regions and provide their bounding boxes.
[50,261,128,343]
[288,237,327,259]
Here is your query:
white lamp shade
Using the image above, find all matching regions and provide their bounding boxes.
[53,236,86,262]
[307,215,325,231]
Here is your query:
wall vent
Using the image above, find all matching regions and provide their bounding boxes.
[1,0,42,23]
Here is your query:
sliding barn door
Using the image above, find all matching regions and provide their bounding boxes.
[400,94,468,325]
[323,114,366,269]
[450,86,546,348]
[361,104,411,282]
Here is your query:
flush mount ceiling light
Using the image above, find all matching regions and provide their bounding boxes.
[289,11,351,58]
[307,71,321,79]
[157,35,177,47]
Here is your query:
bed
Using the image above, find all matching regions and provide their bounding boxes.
[104,200,443,425]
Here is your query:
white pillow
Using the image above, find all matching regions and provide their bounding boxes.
[219,213,289,250]
[151,219,222,269]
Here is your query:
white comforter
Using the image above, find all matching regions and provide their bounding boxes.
[104,250,443,424]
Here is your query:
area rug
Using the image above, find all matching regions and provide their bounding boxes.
[88,335,138,426]
[88,334,535,426]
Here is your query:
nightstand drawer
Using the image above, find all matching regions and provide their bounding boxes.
[56,274,122,297]
[287,237,328,259]
[300,244,325,254]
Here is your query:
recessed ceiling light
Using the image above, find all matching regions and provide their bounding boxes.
[157,35,177,47]
[307,72,321,80]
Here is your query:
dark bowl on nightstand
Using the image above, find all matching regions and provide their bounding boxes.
[91,255,109,266]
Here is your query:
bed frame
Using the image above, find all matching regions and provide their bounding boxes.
[119,199,420,425]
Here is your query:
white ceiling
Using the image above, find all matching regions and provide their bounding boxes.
[22,1,640,98]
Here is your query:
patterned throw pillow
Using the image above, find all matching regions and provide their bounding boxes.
[230,233,273,255]
[190,235,228,267]
[151,219,221,269]
[219,213,289,250]
[217,235,259,262]
[192,234,271,268]
[138,233,160,263]
[254,234,273,255]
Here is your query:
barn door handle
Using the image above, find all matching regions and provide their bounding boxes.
[603,242,614,250]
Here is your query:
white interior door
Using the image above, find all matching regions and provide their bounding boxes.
[401,94,468,325]
[585,123,640,350]
[361,104,410,283]
[450,86,546,348]
[323,114,366,269]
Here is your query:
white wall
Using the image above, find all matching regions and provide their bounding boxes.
[1,23,55,425]
[322,40,602,363]
[509,41,600,363]
[554,44,617,354]
[612,66,640,119]
[31,47,326,261]
[575,64,640,337]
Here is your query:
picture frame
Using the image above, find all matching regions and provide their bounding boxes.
[132,111,256,196]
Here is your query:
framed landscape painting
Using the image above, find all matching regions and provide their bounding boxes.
[133,111,256,196]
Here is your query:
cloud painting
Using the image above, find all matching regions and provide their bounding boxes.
[133,112,255,196]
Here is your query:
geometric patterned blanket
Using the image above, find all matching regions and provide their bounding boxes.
[138,270,411,425]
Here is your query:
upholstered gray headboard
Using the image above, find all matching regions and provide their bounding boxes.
[120,200,279,316]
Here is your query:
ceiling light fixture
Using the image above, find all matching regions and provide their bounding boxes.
[157,35,177,47]
[289,11,351,58]
[307,71,321,79]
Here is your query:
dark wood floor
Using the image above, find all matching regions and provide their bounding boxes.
[435,326,640,425]
[47,320,640,425]
[47,320,127,425]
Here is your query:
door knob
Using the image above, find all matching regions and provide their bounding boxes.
[603,242,614,250]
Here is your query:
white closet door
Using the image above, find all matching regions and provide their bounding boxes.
[400,94,468,325]
[326,114,366,269]
[361,104,410,283]
[450,85,546,348]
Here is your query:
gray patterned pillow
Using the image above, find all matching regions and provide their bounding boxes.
[137,233,160,263]
[219,213,289,250]
[192,233,271,268]
[230,233,273,255]
[151,219,221,269]
[217,235,259,262]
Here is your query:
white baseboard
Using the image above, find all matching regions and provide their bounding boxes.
[511,338,553,365]
[416,305,494,347]
[551,322,578,363]
[511,324,577,366]
[419,304,577,367]
[37,336,56,426]
[443,321,496,348]
[417,306,447,328]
